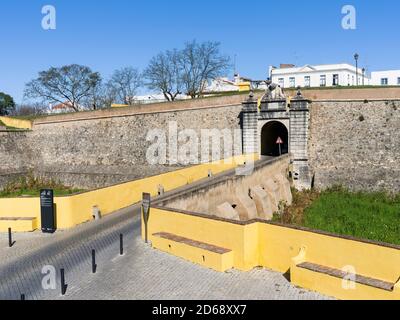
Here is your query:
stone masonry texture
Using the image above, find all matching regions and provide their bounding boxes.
[0,131,32,187]
[0,105,243,190]
[0,97,399,193]
[308,100,400,192]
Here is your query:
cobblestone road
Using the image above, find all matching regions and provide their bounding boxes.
[54,238,331,300]
[0,206,332,300]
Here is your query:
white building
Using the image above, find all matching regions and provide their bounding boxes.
[371,70,400,86]
[205,77,239,92]
[269,63,369,89]
[131,93,187,104]
[49,101,79,114]
[204,74,260,92]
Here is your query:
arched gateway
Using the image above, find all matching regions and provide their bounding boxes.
[241,87,312,190]
[260,121,289,157]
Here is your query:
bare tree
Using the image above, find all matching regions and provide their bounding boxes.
[12,102,47,117]
[107,67,142,105]
[99,83,118,109]
[180,41,231,98]
[83,80,117,110]
[144,49,183,101]
[24,64,101,112]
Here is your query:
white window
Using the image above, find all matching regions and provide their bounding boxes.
[320,75,326,87]
[333,74,339,86]
[381,78,388,85]
[289,77,296,88]
[304,76,311,87]
[397,77,400,85]
[278,78,284,87]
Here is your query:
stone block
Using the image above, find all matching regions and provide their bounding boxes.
[250,185,273,220]
[233,191,258,220]
[273,174,293,206]
[262,179,280,214]
[216,202,240,221]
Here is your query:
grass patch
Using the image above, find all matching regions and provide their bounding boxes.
[0,174,83,198]
[275,187,400,245]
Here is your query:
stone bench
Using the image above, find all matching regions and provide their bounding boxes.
[297,262,396,292]
[0,217,38,232]
[152,232,234,272]
[290,247,400,299]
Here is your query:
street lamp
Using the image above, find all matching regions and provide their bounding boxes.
[362,67,366,86]
[354,53,359,86]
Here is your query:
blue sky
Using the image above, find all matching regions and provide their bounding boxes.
[1,0,399,103]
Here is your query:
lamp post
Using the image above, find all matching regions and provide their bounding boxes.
[362,67,365,86]
[354,53,359,86]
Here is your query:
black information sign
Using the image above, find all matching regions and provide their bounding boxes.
[142,193,151,243]
[40,189,56,233]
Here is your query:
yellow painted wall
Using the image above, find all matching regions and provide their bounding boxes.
[151,234,234,272]
[258,223,400,283]
[238,82,251,92]
[0,218,37,232]
[143,207,400,300]
[143,208,253,270]
[111,104,130,108]
[0,116,32,130]
[0,154,257,230]
[291,264,400,300]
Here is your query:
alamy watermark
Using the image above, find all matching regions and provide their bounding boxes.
[341,265,357,290]
[41,265,57,290]
[42,5,56,30]
[342,5,356,30]
[145,121,255,176]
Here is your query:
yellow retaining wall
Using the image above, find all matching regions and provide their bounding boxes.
[0,154,257,230]
[144,208,400,300]
[0,116,32,130]
[143,208,259,271]
[291,263,400,300]
[151,235,234,272]
[258,223,400,283]
[0,218,38,232]
[111,104,130,108]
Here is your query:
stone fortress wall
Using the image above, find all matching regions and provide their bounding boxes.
[0,131,32,188]
[1,104,243,190]
[0,87,399,192]
[309,99,400,192]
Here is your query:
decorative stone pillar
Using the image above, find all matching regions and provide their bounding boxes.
[289,88,313,190]
[242,92,259,154]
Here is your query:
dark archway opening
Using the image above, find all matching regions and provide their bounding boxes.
[261,121,289,156]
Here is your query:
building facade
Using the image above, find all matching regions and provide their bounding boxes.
[269,64,369,88]
[205,74,255,93]
[371,70,400,86]
[241,89,312,190]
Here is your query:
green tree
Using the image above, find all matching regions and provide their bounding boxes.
[0,92,16,115]
[24,64,101,112]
